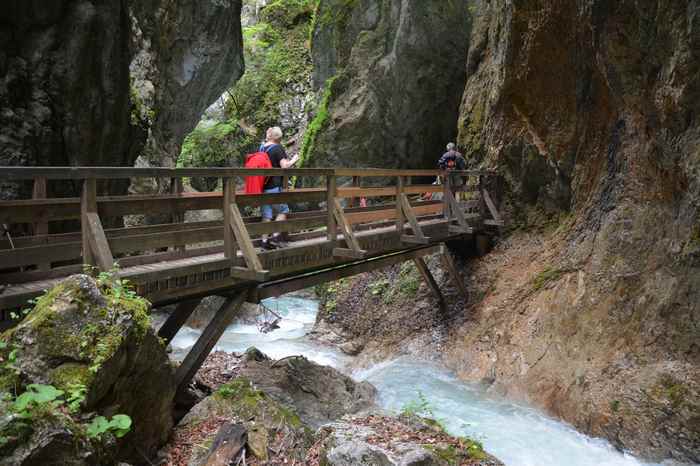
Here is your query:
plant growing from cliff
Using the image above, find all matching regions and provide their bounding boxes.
[86,414,132,440]
[298,75,338,167]
[532,266,563,291]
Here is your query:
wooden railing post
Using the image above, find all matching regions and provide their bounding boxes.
[171,177,185,253]
[442,173,451,220]
[478,174,487,228]
[32,176,49,271]
[396,175,405,234]
[223,177,236,261]
[81,178,114,272]
[326,174,337,242]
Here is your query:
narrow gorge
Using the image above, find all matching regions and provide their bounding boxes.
[0,1,698,465]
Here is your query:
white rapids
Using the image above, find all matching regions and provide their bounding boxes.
[169,296,666,466]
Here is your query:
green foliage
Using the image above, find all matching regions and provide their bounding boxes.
[179,120,253,170]
[66,383,87,413]
[401,391,435,419]
[298,75,338,167]
[178,0,315,173]
[86,414,132,439]
[610,400,620,413]
[12,384,64,416]
[532,266,563,291]
[396,262,420,297]
[368,278,390,297]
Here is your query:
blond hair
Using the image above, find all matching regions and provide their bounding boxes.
[266,126,283,143]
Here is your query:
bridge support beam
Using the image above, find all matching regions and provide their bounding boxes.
[157,298,203,345]
[174,291,248,392]
[440,246,469,301]
[413,257,446,311]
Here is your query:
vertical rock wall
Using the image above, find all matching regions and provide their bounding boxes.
[302,0,473,170]
[449,1,700,462]
[0,0,244,199]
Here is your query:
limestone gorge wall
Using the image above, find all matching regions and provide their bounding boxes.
[0,0,243,198]
[301,0,473,169]
[447,0,700,462]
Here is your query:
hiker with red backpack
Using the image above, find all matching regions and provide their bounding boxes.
[438,142,467,199]
[245,126,299,250]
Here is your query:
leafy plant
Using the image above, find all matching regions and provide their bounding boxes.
[13,384,64,416]
[66,383,87,413]
[86,414,132,439]
[401,390,435,418]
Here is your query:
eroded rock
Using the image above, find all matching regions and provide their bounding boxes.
[316,413,503,466]
[0,274,174,464]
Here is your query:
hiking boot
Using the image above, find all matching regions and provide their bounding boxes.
[268,236,286,249]
[261,239,278,250]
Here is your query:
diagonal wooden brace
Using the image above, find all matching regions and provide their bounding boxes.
[482,188,504,226]
[228,204,269,281]
[399,194,430,244]
[444,188,473,234]
[332,198,366,259]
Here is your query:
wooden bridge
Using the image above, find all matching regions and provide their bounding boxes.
[0,166,502,389]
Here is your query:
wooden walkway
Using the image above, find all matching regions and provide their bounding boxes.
[0,166,502,389]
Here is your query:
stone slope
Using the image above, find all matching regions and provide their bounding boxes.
[451,1,700,462]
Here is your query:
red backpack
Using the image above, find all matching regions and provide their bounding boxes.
[244,145,274,194]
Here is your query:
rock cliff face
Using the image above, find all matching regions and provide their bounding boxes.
[449,1,700,462]
[0,0,243,198]
[301,0,473,169]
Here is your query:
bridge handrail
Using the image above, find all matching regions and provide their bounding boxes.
[0,166,495,180]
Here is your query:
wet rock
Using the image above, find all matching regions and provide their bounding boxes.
[167,377,313,465]
[237,351,377,428]
[0,274,175,464]
[317,413,503,466]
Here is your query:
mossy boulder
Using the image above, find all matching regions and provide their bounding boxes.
[0,274,175,464]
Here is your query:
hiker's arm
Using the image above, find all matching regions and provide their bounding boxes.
[280,153,300,168]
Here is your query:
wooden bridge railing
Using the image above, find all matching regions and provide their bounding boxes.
[0,167,501,289]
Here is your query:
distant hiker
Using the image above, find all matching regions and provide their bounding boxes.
[438,142,466,198]
[258,126,299,250]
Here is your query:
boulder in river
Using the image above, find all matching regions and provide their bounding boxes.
[236,349,377,428]
[312,413,504,466]
[0,274,175,464]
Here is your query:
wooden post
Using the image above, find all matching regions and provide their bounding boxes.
[413,257,446,311]
[81,179,97,267]
[282,175,289,192]
[326,174,337,242]
[440,245,469,301]
[349,176,360,208]
[443,173,451,220]
[396,176,405,235]
[171,177,185,253]
[32,177,49,271]
[223,177,237,261]
[478,174,487,229]
[157,298,203,344]
[81,178,114,272]
[175,291,247,391]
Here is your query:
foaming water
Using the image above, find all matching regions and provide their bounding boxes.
[170,296,349,367]
[357,358,658,466]
[169,296,663,466]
